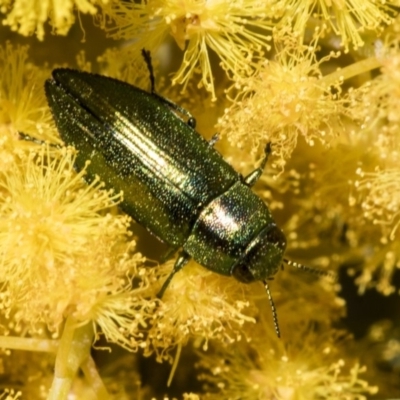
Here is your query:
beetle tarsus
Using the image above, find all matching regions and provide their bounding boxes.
[19,132,45,145]
[187,117,196,129]
[18,132,61,148]
[244,142,272,187]
[157,252,191,299]
[208,133,219,148]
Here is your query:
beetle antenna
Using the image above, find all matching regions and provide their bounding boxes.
[263,280,280,338]
[141,48,156,94]
[283,259,337,281]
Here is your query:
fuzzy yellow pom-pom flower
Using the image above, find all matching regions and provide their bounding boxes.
[198,326,378,399]
[98,0,278,100]
[0,144,155,346]
[0,0,103,40]
[332,40,400,295]
[218,29,345,172]
[279,0,397,50]
[145,261,257,362]
[0,43,54,142]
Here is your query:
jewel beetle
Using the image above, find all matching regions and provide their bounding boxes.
[43,51,324,337]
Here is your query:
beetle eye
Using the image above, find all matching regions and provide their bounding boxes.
[232,263,255,283]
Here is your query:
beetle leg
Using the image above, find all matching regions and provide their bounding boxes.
[160,246,179,263]
[157,252,191,299]
[19,132,61,148]
[19,132,46,145]
[243,142,271,187]
[141,49,197,128]
[208,133,219,148]
[154,93,197,128]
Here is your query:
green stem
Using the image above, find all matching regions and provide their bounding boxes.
[322,57,382,86]
[0,336,58,352]
[47,318,94,400]
[81,356,110,400]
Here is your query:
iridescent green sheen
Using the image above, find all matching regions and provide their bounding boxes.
[184,181,278,276]
[45,69,286,293]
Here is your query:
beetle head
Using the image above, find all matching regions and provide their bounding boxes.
[232,224,287,283]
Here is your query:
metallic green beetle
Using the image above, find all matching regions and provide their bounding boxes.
[45,57,288,335]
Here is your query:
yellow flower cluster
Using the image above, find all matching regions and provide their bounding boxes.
[0,0,101,40]
[144,261,258,362]
[198,326,378,399]
[218,29,345,171]
[0,0,399,398]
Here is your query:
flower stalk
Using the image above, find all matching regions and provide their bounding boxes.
[48,317,95,400]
